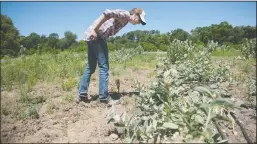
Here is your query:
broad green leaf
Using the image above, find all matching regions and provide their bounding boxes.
[217,139,228,143]
[142,116,149,121]
[146,125,152,134]
[162,122,179,129]
[212,133,221,142]
[107,118,115,124]
[210,114,230,122]
[209,98,240,109]
[195,115,205,124]
[121,111,126,122]
[156,94,169,107]
[125,137,133,143]
[152,119,157,129]
[126,112,136,127]
[194,86,214,98]
[197,103,209,113]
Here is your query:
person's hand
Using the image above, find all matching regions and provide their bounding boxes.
[90,29,97,40]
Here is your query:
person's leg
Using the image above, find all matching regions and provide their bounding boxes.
[77,41,97,101]
[96,38,121,106]
[96,39,110,101]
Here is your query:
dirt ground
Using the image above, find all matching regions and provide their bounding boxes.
[1,68,152,143]
[1,66,256,143]
[224,82,256,143]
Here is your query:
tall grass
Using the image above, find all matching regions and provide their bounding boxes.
[1,46,150,91]
[1,42,253,92]
[211,47,242,57]
[1,51,87,91]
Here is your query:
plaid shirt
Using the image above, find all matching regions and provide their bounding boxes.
[83,9,130,42]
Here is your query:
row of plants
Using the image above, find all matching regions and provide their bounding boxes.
[106,39,250,143]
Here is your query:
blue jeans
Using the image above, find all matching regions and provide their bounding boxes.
[78,37,110,101]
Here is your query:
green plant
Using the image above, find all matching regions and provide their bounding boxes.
[240,38,256,59]
[241,63,252,74]
[1,105,11,116]
[62,78,77,91]
[109,45,144,63]
[167,39,198,64]
[47,101,57,114]
[18,84,32,103]
[246,78,256,103]
[63,95,74,103]
[107,40,239,143]
[25,104,39,119]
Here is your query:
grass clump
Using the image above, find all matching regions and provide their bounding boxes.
[63,95,74,103]
[61,78,77,91]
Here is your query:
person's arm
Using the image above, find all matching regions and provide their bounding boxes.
[93,9,127,31]
[89,13,108,40]
[90,9,128,40]
[93,14,108,32]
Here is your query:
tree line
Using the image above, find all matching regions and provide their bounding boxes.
[1,14,256,58]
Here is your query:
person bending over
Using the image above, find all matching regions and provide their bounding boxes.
[77,8,147,106]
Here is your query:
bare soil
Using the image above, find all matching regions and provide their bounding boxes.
[222,82,256,143]
[1,68,152,143]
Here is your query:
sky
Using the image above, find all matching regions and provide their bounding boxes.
[1,1,256,40]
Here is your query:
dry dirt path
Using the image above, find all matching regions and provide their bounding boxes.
[1,69,152,143]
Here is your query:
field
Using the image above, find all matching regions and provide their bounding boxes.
[1,40,256,143]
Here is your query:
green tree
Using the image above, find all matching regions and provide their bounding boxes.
[243,25,256,39]
[64,31,77,49]
[170,28,190,41]
[48,33,59,49]
[28,32,41,49]
[57,38,68,51]
[1,14,20,57]
[142,42,157,51]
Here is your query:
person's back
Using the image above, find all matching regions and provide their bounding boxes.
[77,8,146,106]
[83,9,132,42]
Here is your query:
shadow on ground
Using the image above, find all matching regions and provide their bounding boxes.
[89,91,140,101]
